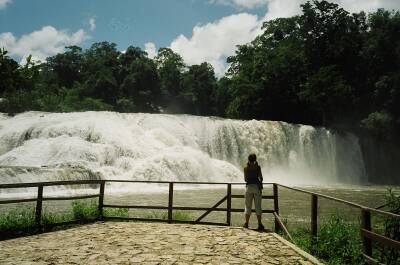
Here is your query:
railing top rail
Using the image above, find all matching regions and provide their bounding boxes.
[104,180,275,185]
[0,179,398,218]
[277,184,400,218]
[0,180,276,189]
[0,180,102,189]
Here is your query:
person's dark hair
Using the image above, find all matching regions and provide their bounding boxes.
[248,153,257,163]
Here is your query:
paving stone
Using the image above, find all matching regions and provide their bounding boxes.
[0,222,321,265]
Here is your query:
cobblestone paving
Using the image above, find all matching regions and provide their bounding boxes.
[0,222,320,265]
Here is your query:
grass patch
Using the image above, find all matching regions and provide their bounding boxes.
[145,211,192,221]
[0,206,37,237]
[0,199,101,240]
[103,208,129,218]
[42,211,73,226]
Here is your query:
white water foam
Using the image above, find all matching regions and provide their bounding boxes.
[0,112,366,195]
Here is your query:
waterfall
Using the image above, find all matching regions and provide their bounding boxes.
[0,112,366,189]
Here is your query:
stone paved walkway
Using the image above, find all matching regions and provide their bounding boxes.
[0,222,321,265]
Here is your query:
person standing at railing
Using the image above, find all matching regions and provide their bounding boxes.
[243,153,264,230]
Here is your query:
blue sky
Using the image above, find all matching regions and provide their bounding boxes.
[0,0,265,50]
[1,0,399,76]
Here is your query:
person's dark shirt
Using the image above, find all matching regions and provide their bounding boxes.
[244,162,263,185]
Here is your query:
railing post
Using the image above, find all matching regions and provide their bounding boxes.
[227,184,232,226]
[311,194,318,238]
[361,208,372,257]
[35,185,43,227]
[273,184,280,232]
[168,182,174,223]
[98,180,105,220]
[311,194,318,251]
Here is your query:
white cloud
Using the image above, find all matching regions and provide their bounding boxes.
[144,42,157,59]
[170,13,262,76]
[262,0,302,20]
[209,0,268,9]
[336,0,400,13]
[89,17,96,31]
[0,26,88,63]
[0,0,12,10]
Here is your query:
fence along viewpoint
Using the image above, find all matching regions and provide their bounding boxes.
[1,179,399,264]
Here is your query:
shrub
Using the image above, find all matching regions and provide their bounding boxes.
[361,111,394,136]
[116,98,136,112]
[376,189,400,265]
[292,214,363,265]
[71,199,99,221]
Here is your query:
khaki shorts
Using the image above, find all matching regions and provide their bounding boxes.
[245,184,262,215]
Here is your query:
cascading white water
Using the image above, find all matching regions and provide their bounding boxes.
[0,111,366,191]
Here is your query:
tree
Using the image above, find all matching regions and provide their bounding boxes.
[1,0,400,141]
[0,48,21,95]
[300,1,363,71]
[78,42,121,104]
[182,63,217,116]
[298,66,354,125]
[214,77,232,117]
[227,16,308,122]
[155,48,186,112]
[83,69,119,105]
[45,46,83,88]
[120,55,160,112]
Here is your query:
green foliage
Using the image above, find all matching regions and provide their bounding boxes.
[45,46,83,88]
[0,200,101,239]
[42,211,73,226]
[182,62,217,115]
[155,48,186,113]
[71,199,99,221]
[226,0,400,134]
[0,48,22,95]
[0,206,36,234]
[116,98,136,112]
[376,189,400,264]
[57,88,113,112]
[145,211,192,221]
[293,190,400,265]
[103,208,129,218]
[299,66,354,125]
[314,216,363,264]
[361,111,394,136]
[293,215,363,265]
[1,1,400,139]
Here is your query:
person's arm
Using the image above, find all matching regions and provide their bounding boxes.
[244,167,248,182]
[258,166,263,183]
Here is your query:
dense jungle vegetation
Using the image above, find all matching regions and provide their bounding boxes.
[1,0,399,139]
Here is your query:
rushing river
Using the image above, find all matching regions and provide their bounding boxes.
[0,111,367,193]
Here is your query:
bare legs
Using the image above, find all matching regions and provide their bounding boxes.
[244,214,262,226]
[244,185,264,229]
[245,214,250,224]
[256,214,262,225]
